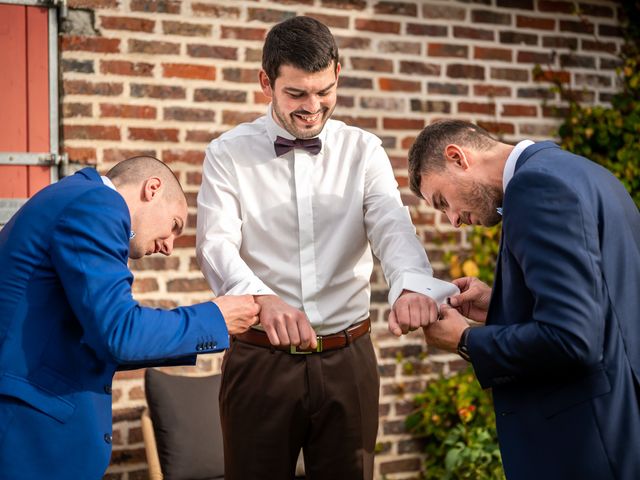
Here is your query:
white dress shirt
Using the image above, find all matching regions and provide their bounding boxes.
[196,105,456,334]
[503,140,535,192]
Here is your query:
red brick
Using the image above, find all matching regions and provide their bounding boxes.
[100,16,155,32]
[428,82,468,95]
[340,76,373,89]
[103,148,156,163]
[543,36,577,49]
[191,3,240,18]
[428,43,468,58]
[131,83,185,99]
[68,0,117,7]
[100,103,156,119]
[171,233,195,248]
[374,1,417,16]
[110,447,147,465]
[336,36,372,50]
[351,57,393,73]
[406,23,448,37]
[221,26,267,41]
[162,20,211,37]
[254,91,270,104]
[321,0,366,10]
[447,64,484,80]
[399,61,440,76]
[383,118,424,130]
[410,99,451,114]
[516,15,555,30]
[129,256,180,270]
[164,107,215,122]
[128,39,180,54]
[194,88,246,103]
[473,84,511,97]
[222,111,263,125]
[491,67,529,82]
[186,172,202,186]
[538,0,574,13]
[497,0,533,9]
[61,59,94,73]
[518,50,553,64]
[499,31,538,45]
[477,121,515,135]
[422,4,466,19]
[471,9,511,25]
[474,47,511,62]
[162,149,205,164]
[64,146,96,163]
[581,39,617,54]
[63,102,93,117]
[100,60,154,77]
[130,0,180,14]
[128,128,179,142]
[355,19,400,34]
[378,40,421,55]
[248,8,296,23]
[560,20,594,34]
[186,130,221,143]
[61,35,120,53]
[453,26,494,41]
[132,277,158,294]
[378,78,421,92]
[501,104,537,116]
[162,63,216,80]
[187,44,237,60]
[579,3,614,17]
[533,69,570,84]
[64,125,120,141]
[332,115,377,129]
[458,102,495,115]
[303,12,349,28]
[222,68,260,83]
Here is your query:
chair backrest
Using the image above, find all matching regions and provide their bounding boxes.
[141,408,163,480]
[143,369,225,480]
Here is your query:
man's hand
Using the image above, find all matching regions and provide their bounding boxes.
[449,277,492,324]
[213,295,260,336]
[255,295,317,349]
[388,290,439,336]
[422,304,470,353]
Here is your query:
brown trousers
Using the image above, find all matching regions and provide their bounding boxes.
[219,332,380,480]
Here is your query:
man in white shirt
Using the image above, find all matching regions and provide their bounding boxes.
[196,16,456,479]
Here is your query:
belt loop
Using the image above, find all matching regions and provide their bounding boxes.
[343,328,351,346]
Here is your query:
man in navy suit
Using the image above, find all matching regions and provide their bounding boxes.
[408,120,640,479]
[0,156,259,479]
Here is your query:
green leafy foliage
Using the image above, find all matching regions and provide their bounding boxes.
[406,368,505,479]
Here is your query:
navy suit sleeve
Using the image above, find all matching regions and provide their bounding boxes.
[468,170,604,388]
[50,187,229,365]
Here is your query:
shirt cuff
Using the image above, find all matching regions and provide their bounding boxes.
[224,278,276,297]
[388,273,460,306]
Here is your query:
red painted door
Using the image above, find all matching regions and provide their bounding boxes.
[0,4,51,198]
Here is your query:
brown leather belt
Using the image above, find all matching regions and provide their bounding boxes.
[234,318,371,354]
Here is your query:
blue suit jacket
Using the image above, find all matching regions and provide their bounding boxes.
[0,168,229,479]
[467,142,640,479]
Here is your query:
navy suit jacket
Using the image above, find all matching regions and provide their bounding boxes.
[0,168,229,479]
[467,142,640,479]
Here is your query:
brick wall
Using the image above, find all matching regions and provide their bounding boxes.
[58,0,624,478]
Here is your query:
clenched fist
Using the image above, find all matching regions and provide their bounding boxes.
[213,295,260,335]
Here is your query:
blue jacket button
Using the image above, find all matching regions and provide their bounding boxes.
[104,433,112,444]
[104,385,112,394]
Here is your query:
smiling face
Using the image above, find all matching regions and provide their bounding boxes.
[128,179,187,259]
[260,62,340,139]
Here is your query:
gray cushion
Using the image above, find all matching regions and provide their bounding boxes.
[145,369,224,480]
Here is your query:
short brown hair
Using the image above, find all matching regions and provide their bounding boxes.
[408,120,496,199]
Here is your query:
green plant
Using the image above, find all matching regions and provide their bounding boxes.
[406,368,505,479]
[446,225,500,285]
[540,2,640,208]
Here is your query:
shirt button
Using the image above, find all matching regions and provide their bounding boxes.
[104,385,112,394]
[104,433,112,444]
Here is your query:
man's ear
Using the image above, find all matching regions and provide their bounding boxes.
[141,177,162,202]
[444,144,470,171]
[259,70,273,98]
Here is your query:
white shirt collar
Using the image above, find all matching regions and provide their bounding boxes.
[503,140,535,192]
[101,176,116,191]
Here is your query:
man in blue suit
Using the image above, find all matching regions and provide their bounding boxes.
[0,156,259,479]
[408,120,640,479]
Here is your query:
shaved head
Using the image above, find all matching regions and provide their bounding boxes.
[106,156,185,202]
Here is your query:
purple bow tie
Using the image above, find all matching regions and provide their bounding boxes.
[274,136,322,157]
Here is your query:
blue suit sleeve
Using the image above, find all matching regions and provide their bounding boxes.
[50,187,229,365]
[468,170,604,388]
